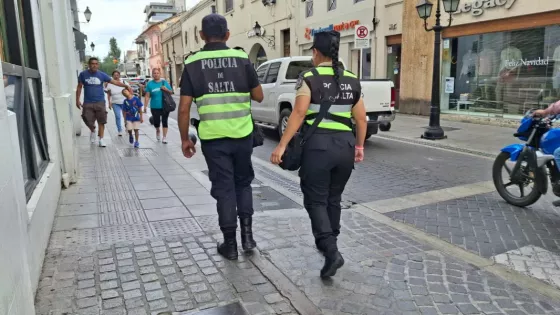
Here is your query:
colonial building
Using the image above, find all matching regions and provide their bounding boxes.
[0,0,84,313]
[162,16,186,89]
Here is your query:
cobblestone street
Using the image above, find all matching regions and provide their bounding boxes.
[35,113,560,315]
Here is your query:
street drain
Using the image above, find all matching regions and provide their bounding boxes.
[117,148,159,157]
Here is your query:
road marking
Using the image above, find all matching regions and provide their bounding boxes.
[360,181,495,213]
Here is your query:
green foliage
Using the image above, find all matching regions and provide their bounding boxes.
[97,37,122,74]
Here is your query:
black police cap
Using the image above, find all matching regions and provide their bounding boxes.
[201,14,228,38]
[310,31,340,58]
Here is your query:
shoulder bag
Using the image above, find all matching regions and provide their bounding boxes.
[279,69,332,171]
[162,80,177,113]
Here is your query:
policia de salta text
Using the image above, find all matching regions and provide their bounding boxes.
[271,30,367,278]
[178,14,264,261]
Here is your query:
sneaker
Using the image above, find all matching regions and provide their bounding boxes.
[156,135,161,142]
[134,141,140,148]
[162,137,168,144]
[99,139,107,147]
[90,132,96,143]
[129,134,134,144]
[118,131,123,137]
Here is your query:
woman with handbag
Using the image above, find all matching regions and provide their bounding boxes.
[144,68,173,143]
[270,30,367,278]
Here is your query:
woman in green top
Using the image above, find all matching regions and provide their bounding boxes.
[144,68,173,143]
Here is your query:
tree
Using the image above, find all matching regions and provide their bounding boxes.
[99,37,122,74]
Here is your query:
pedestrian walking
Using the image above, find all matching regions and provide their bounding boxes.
[122,89,144,148]
[144,68,172,144]
[105,70,130,138]
[177,13,264,260]
[76,57,130,147]
[270,31,367,278]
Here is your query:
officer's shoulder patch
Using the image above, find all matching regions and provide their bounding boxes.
[295,75,304,90]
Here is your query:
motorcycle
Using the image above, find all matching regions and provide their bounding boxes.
[493,110,560,207]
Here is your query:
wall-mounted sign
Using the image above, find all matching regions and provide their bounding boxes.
[247,28,266,38]
[304,20,360,40]
[389,24,397,31]
[354,25,370,49]
[445,77,455,94]
[454,0,516,17]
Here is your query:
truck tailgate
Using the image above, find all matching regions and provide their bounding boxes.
[360,80,394,113]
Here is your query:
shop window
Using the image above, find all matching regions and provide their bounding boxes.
[225,0,233,13]
[327,0,336,11]
[441,26,560,118]
[2,0,49,200]
[256,64,269,83]
[305,0,313,18]
[264,62,281,84]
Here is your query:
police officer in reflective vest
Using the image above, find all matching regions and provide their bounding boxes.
[270,31,367,277]
[178,14,264,260]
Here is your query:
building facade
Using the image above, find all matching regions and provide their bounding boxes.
[136,15,182,77]
[296,0,403,82]
[162,17,185,89]
[0,0,82,313]
[400,0,560,117]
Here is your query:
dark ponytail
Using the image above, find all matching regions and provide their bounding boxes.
[330,36,341,93]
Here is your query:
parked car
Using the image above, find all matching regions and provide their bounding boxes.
[251,56,396,139]
[128,77,146,96]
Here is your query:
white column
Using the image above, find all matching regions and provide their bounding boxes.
[37,0,80,184]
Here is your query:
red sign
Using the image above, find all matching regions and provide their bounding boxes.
[356,26,368,39]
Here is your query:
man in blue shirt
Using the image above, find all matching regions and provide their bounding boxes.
[76,57,130,147]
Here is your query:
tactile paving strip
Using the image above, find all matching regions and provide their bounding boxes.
[150,218,202,237]
[97,190,137,202]
[98,199,143,213]
[48,229,100,248]
[195,215,220,233]
[99,223,153,243]
[118,148,159,157]
[99,210,148,226]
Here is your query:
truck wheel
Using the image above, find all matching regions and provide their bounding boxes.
[379,123,391,132]
[278,108,292,138]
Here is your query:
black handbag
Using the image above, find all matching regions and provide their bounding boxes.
[279,98,332,171]
[163,91,176,113]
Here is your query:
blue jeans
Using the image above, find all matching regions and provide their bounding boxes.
[112,103,123,132]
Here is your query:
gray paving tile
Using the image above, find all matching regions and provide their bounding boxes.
[133,182,169,191]
[140,197,183,210]
[54,214,99,231]
[187,204,217,217]
[57,203,99,216]
[173,187,209,197]
[144,206,192,221]
[179,195,216,206]
[60,192,98,204]
[136,189,176,200]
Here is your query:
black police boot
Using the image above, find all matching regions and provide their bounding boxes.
[217,232,238,260]
[320,250,345,278]
[240,217,257,251]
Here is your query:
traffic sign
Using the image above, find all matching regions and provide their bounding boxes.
[354,25,370,49]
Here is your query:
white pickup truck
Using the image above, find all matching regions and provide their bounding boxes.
[251,56,396,139]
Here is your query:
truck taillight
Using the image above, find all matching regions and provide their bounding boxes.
[390,87,396,107]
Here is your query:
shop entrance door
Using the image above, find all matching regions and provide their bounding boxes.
[386,44,401,109]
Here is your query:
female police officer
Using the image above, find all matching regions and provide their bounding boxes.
[270,30,367,278]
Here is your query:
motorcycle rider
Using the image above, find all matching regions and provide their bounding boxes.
[533,99,560,205]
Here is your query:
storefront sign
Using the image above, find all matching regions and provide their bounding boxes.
[445,77,455,94]
[454,0,516,17]
[504,57,550,68]
[304,20,360,40]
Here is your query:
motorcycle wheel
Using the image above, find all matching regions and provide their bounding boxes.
[492,151,541,207]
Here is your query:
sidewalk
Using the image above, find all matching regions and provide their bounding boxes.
[375,114,520,156]
[34,114,560,315]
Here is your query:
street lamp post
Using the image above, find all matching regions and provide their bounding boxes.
[416,0,460,140]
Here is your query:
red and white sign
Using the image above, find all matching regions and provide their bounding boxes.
[354,25,370,49]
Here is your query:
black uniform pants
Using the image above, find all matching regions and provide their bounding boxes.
[201,135,254,233]
[299,131,355,253]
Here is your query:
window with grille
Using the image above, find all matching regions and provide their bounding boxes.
[225,0,233,12]
[328,0,336,11]
[2,0,49,201]
[305,0,313,17]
